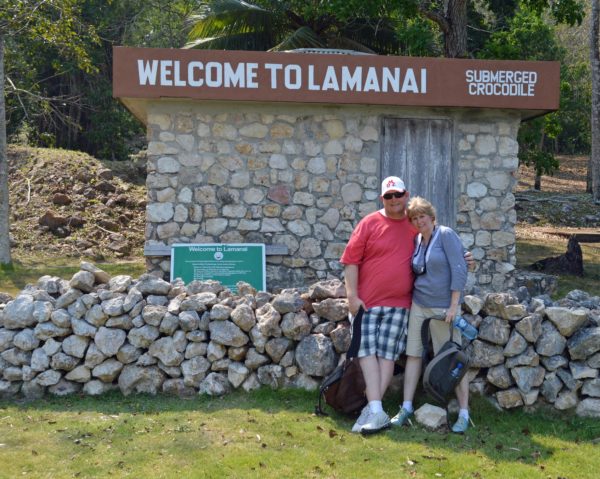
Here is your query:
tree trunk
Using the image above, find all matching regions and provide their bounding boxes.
[0,35,12,264]
[419,0,468,58]
[535,130,546,191]
[587,156,593,193]
[592,0,600,203]
[444,0,468,58]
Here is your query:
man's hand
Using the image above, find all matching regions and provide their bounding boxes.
[464,250,475,271]
[347,295,365,317]
[344,264,365,316]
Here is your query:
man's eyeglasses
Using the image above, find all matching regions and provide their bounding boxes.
[382,191,406,200]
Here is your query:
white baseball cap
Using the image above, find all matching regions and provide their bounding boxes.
[381,176,406,196]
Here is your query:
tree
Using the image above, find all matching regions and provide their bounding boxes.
[184,0,423,54]
[592,0,600,203]
[418,0,585,58]
[0,35,8,264]
[418,0,468,57]
[477,4,587,190]
[0,0,96,265]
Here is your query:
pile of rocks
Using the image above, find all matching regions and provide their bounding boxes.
[0,263,349,399]
[1,264,600,418]
[463,288,600,417]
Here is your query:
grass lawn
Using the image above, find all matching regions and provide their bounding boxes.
[1,388,599,479]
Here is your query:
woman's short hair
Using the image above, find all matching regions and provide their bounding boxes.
[407,196,436,222]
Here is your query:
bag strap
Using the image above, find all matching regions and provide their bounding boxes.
[315,306,364,416]
[347,306,364,359]
[420,318,433,369]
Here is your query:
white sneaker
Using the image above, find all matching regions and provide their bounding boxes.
[351,405,370,433]
[360,410,391,435]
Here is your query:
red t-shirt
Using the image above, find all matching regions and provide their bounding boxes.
[340,210,417,309]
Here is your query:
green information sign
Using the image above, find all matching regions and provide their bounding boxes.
[170,243,266,293]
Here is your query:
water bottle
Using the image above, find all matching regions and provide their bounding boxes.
[454,316,478,341]
[450,362,464,379]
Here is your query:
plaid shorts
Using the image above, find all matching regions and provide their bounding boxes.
[356,306,409,361]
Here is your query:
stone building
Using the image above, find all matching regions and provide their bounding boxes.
[113,47,560,292]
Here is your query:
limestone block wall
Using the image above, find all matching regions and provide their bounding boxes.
[455,111,521,293]
[143,101,521,292]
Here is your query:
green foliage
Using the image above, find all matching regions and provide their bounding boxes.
[395,16,441,57]
[184,0,415,54]
[2,1,196,160]
[556,61,591,154]
[479,7,563,61]
[78,77,144,161]
[518,122,560,177]
[521,0,585,26]
[0,0,98,72]
[478,4,570,178]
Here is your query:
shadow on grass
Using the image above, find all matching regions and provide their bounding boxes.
[3,387,599,468]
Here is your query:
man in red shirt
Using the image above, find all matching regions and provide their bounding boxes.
[340,176,416,434]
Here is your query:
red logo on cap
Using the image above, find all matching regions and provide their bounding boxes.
[386,179,396,187]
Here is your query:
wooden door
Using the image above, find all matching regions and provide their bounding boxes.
[381,118,455,227]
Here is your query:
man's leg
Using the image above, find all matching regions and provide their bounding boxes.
[358,355,392,434]
[358,355,395,402]
[378,357,395,397]
[360,306,410,434]
[359,355,381,402]
[352,307,385,433]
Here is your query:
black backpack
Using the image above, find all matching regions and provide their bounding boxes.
[421,318,470,406]
[315,307,367,416]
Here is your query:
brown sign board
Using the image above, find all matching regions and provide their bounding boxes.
[113,47,560,118]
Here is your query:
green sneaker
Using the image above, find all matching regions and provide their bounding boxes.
[390,407,413,427]
[451,416,469,434]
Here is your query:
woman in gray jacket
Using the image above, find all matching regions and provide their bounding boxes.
[391,197,471,433]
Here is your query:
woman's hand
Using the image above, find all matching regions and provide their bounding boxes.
[445,304,458,323]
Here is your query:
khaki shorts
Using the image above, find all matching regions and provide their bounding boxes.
[405,302,460,357]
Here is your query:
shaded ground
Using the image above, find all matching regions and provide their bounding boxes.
[515,155,600,239]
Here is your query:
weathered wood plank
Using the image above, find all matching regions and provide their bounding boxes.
[381,118,454,227]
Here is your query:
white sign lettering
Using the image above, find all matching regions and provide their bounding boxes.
[136,59,427,95]
[466,69,537,97]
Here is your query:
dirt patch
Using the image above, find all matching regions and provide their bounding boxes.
[515,155,600,235]
[516,155,588,193]
[7,145,147,262]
